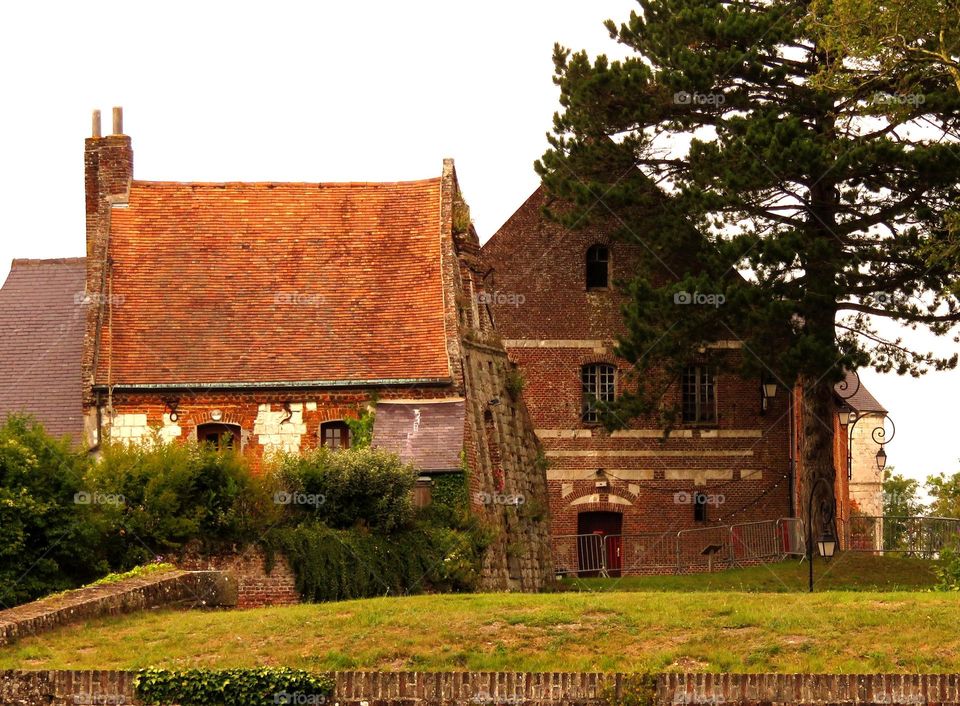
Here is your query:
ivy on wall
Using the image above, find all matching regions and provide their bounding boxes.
[134,667,333,706]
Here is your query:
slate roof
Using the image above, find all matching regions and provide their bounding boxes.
[95,178,451,387]
[371,400,465,472]
[0,258,86,443]
[836,371,887,414]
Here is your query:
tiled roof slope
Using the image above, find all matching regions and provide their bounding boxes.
[837,371,888,414]
[0,258,86,443]
[371,400,465,472]
[95,179,451,386]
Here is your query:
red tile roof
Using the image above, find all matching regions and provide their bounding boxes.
[0,258,86,443]
[95,179,451,386]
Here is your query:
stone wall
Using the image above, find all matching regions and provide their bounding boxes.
[3,671,959,706]
[848,411,885,517]
[0,570,235,647]
[441,161,554,591]
[175,547,299,609]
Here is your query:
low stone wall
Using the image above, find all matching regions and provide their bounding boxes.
[2,671,959,705]
[175,547,299,609]
[0,570,236,647]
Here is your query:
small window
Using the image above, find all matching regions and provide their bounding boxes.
[320,420,351,450]
[682,365,717,423]
[582,363,616,423]
[693,491,708,522]
[197,423,240,450]
[586,245,610,289]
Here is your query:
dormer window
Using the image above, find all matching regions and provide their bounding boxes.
[586,245,610,289]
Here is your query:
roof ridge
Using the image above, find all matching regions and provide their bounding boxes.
[11,257,86,267]
[131,177,443,189]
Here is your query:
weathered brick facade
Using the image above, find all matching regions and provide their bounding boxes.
[79,111,552,591]
[482,187,799,572]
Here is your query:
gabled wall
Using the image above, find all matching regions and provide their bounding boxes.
[481,187,794,571]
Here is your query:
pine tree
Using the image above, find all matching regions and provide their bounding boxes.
[536,0,960,539]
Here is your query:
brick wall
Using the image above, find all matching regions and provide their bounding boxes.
[481,188,795,572]
[93,387,452,470]
[175,547,298,609]
[0,570,235,647]
[3,670,958,706]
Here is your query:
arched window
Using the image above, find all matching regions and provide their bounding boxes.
[585,244,610,289]
[197,423,241,450]
[581,363,616,423]
[320,420,351,450]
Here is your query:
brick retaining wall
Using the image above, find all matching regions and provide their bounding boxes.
[175,547,299,609]
[0,570,236,647]
[2,671,959,705]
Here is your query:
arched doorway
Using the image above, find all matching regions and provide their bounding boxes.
[577,511,623,577]
[196,422,241,451]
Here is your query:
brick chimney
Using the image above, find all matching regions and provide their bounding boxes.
[82,107,133,413]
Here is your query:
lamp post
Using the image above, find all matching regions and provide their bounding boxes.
[838,408,896,479]
[807,475,837,593]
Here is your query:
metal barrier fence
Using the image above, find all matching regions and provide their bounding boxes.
[554,517,805,576]
[840,515,960,557]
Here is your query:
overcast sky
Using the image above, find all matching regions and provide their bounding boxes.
[1,0,956,493]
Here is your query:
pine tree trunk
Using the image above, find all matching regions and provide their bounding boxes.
[799,374,838,548]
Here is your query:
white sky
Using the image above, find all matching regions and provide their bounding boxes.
[0,0,956,493]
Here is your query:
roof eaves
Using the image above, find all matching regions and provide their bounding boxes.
[93,377,453,391]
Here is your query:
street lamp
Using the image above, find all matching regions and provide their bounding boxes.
[760,377,778,413]
[837,407,895,481]
[807,475,837,593]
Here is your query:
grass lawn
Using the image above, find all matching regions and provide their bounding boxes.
[0,556,954,674]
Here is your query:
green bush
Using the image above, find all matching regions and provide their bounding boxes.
[266,518,489,602]
[0,418,490,607]
[935,547,960,591]
[344,406,375,449]
[134,667,332,706]
[276,446,415,532]
[88,437,271,568]
[0,415,106,606]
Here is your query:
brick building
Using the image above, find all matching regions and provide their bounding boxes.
[481,186,885,573]
[76,108,551,590]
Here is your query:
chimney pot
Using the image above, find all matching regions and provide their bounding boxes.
[91,110,101,138]
[112,107,123,135]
